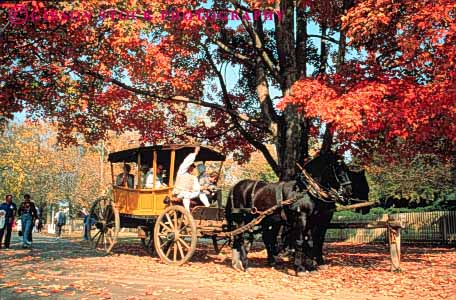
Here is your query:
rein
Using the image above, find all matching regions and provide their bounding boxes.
[222,192,305,238]
[296,163,346,204]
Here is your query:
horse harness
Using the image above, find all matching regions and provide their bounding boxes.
[222,190,301,238]
[225,168,355,238]
[224,181,298,238]
[251,181,286,214]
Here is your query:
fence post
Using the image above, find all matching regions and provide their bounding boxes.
[388,214,403,272]
[442,215,448,244]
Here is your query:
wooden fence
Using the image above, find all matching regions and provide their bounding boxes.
[326,211,456,244]
[66,211,456,244]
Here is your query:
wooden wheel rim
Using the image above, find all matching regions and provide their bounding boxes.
[154,205,197,265]
[88,197,120,253]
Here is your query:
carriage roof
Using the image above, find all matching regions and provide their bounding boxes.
[108,144,226,164]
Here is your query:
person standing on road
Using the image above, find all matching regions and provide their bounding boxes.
[82,207,89,241]
[55,208,67,238]
[0,194,17,249]
[17,194,38,248]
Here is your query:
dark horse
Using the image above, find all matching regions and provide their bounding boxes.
[225,151,355,274]
[348,168,371,214]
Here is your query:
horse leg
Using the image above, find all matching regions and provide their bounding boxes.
[232,235,244,271]
[232,234,250,271]
[244,233,254,253]
[312,225,328,266]
[294,213,317,276]
[239,236,249,271]
[311,211,333,267]
[262,218,281,267]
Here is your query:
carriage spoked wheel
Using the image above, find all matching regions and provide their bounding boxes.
[88,197,120,253]
[154,205,197,265]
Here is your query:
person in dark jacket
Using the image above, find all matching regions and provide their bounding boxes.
[55,208,67,238]
[82,207,89,241]
[17,194,38,248]
[0,194,17,249]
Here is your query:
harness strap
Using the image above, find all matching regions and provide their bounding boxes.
[229,187,234,213]
[221,193,305,238]
[250,180,260,209]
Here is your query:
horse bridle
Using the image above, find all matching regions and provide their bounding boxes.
[331,164,352,193]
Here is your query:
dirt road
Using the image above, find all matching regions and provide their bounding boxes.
[0,233,455,300]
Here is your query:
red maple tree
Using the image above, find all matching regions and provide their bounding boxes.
[1,0,454,178]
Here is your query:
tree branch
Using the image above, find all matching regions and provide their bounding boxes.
[77,67,259,126]
[229,0,281,82]
[203,44,279,174]
[212,38,253,64]
[186,125,237,139]
[307,34,339,45]
[253,18,280,127]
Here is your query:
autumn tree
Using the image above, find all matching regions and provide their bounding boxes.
[0,122,129,209]
[1,0,454,180]
[278,0,455,162]
[367,153,456,204]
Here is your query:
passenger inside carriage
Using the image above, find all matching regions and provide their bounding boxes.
[116,164,135,189]
[200,171,221,205]
[141,164,167,188]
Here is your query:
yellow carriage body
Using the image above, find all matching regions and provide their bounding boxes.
[109,144,225,218]
[113,186,170,216]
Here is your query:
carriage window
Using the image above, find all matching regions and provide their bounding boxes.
[114,163,136,189]
[140,153,171,189]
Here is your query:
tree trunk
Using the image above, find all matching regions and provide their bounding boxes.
[277,109,309,180]
[273,0,310,181]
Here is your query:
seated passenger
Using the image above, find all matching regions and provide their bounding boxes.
[116,164,134,188]
[173,147,210,212]
[200,171,220,203]
[142,164,167,188]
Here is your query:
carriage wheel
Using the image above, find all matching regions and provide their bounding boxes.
[88,197,120,253]
[154,205,197,265]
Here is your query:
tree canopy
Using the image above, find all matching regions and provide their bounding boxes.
[1,0,454,179]
[0,122,106,207]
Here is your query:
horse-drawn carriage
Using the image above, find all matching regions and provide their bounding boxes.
[88,144,373,271]
[88,144,229,265]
